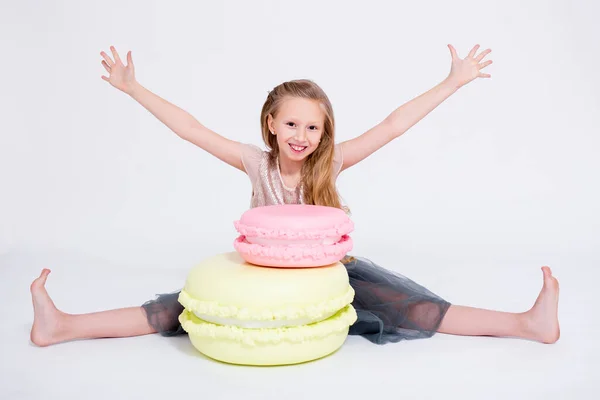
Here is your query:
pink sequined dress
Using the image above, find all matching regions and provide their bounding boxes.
[142,143,451,344]
[239,142,344,207]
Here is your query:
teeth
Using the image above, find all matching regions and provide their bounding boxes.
[290,144,306,152]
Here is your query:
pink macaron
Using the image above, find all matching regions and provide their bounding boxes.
[233,204,354,267]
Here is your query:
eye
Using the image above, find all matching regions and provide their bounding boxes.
[309,126,318,130]
[286,122,295,127]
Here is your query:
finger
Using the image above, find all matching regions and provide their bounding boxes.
[478,60,493,69]
[126,50,134,68]
[447,44,458,60]
[100,51,114,67]
[101,75,109,81]
[468,44,480,59]
[475,48,492,62]
[478,73,491,78]
[101,60,111,73]
[110,45,123,65]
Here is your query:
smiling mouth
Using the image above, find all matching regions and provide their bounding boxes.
[289,143,308,153]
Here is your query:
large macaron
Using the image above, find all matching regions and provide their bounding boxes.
[233,204,354,267]
[178,252,357,366]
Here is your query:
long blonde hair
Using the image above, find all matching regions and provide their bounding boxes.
[260,79,345,211]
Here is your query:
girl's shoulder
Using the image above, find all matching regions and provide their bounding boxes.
[240,142,266,159]
[240,143,266,183]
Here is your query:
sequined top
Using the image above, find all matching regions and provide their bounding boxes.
[240,143,344,208]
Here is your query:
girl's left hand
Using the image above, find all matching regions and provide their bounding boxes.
[446,44,493,89]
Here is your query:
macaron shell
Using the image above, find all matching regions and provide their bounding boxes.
[233,234,353,267]
[189,328,350,366]
[179,305,357,366]
[180,252,354,318]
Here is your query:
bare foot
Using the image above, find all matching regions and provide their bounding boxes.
[30,269,68,346]
[522,266,560,344]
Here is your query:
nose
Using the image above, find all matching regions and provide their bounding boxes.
[295,126,307,141]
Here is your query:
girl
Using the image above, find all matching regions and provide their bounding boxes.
[30,44,560,347]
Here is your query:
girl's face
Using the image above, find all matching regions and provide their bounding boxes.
[268,97,325,162]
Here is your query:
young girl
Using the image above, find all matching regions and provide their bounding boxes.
[30,44,560,347]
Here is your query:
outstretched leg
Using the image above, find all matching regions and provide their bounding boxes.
[438,266,560,343]
[347,256,560,345]
[30,269,157,347]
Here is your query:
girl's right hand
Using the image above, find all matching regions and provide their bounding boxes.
[100,46,137,95]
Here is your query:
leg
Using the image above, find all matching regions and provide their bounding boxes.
[438,266,560,343]
[30,269,157,347]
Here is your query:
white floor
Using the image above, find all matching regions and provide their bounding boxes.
[1,248,596,400]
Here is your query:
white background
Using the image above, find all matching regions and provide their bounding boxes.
[1,0,598,399]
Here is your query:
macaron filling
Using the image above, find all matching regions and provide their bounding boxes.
[180,305,358,346]
[244,236,343,246]
[192,309,339,329]
[233,234,353,267]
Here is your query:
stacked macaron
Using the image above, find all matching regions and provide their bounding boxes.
[178,204,357,366]
[233,204,354,268]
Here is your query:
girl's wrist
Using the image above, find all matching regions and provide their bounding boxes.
[127,81,143,98]
[442,76,462,92]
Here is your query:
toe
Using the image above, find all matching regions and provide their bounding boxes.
[39,268,51,283]
[541,266,553,280]
[541,266,551,275]
[31,269,51,292]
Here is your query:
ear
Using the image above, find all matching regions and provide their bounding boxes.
[267,114,275,134]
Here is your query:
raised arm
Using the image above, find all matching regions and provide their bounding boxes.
[100,46,244,172]
[339,44,492,171]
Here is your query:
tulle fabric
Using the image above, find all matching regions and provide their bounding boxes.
[344,256,451,344]
[141,256,451,344]
[141,290,185,337]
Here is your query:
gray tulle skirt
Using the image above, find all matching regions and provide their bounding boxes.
[141,256,451,345]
